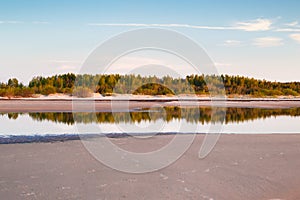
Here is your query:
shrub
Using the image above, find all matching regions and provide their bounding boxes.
[0,89,6,97]
[72,87,93,98]
[19,87,34,97]
[41,86,56,95]
[282,89,299,96]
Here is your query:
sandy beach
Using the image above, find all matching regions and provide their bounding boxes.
[0,134,300,199]
[1,97,300,112]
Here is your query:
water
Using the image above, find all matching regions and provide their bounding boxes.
[0,106,300,137]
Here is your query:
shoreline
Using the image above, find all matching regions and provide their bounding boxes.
[0,132,300,144]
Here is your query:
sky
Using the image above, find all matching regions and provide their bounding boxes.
[1,0,300,83]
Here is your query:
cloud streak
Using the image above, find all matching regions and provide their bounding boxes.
[289,34,300,44]
[252,37,283,47]
[48,60,81,64]
[275,21,300,32]
[0,21,49,25]
[235,18,272,31]
[0,20,23,24]
[88,23,236,30]
[32,21,49,24]
[88,18,272,32]
[214,62,232,67]
[58,65,79,70]
[222,40,242,46]
[276,28,300,32]
[285,21,298,27]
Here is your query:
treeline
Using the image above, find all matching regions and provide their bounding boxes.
[1,73,300,97]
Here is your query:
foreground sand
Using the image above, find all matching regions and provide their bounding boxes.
[1,134,300,199]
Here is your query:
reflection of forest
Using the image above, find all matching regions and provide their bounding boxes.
[3,106,300,125]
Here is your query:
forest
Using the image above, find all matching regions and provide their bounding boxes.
[0,73,300,97]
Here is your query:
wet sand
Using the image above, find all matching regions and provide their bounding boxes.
[1,134,300,199]
[1,98,300,112]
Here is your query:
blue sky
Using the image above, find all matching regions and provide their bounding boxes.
[1,0,300,83]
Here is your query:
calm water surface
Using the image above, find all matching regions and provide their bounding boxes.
[0,106,300,136]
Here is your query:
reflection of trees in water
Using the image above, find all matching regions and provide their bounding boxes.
[8,113,19,119]
[29,112,75,125]
[19,106,300,125]
[1,112,21,119]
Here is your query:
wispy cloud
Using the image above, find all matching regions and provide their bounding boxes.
[58,65,78,70]
[0,20,50,25]
[48,60,82,64]
[252,37,284,47]
[276,28,300,32]
[234,18,272,31]
[285,21,298,27]
[88,18,272,32]
[0,20,23,24]
[88,23,236,30]
[289,34,300,44]
[222,40,242,46]
[32,21,49,24]
[275,21,300,32]
[48,60,81,71]
[214,62,232,67]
